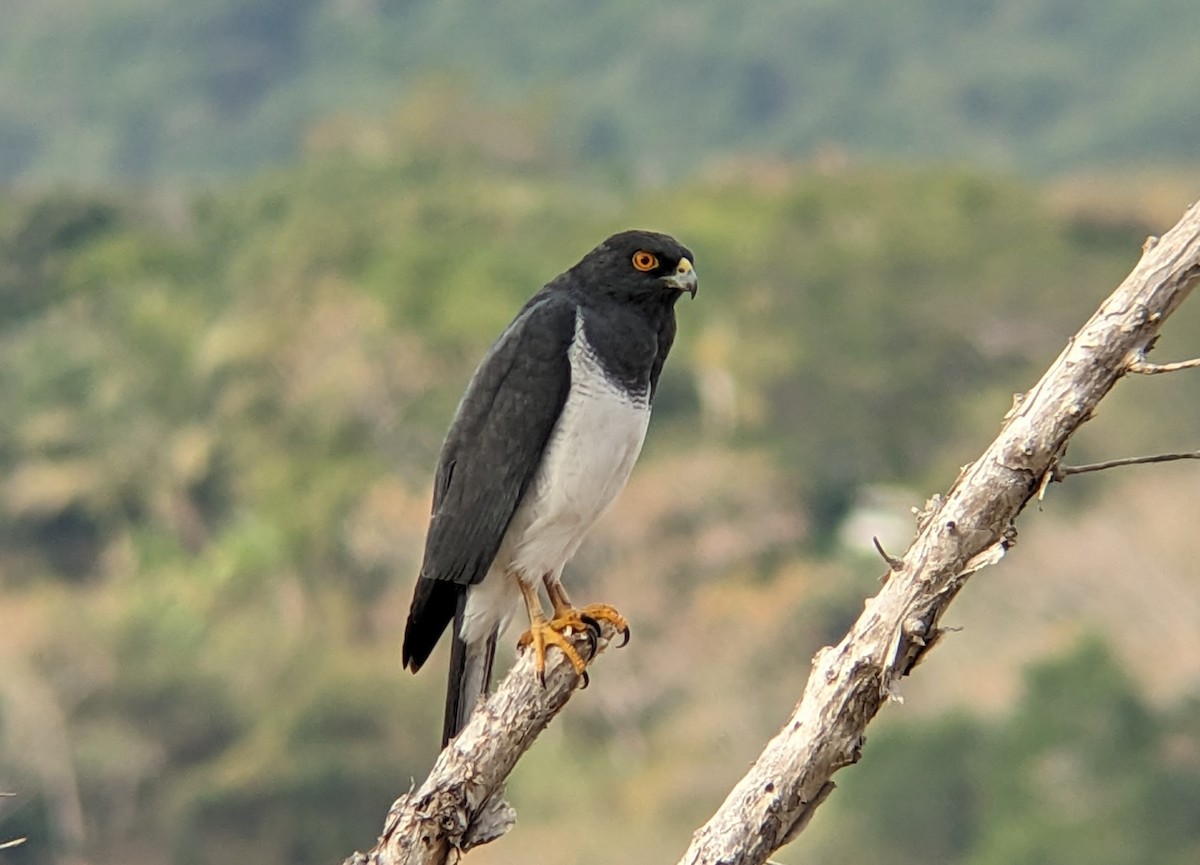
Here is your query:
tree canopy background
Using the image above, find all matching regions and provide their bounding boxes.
[3,0,1200,183]
[1,3,1198,864]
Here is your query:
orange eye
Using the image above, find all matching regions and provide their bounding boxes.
[632,251,659,272]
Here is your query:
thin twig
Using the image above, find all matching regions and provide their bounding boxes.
[872,536,903,571]
[1056,450,1200,478]
[0,794,24,852]
[1127,357,1200,374]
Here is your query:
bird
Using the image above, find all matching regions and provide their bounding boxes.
[402,229,697,747]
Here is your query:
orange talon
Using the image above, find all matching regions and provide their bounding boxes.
[517,614,589,684]
[516,579,630,685]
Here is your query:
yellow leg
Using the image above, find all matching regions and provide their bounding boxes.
[516,579,589,685]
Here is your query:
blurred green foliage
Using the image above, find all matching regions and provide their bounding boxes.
[4,0,1200,182]
[0,123,1197,864]
[814,639,1200,865]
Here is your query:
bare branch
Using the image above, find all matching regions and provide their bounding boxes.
[1056,450,1200,477]
[676,201,1200,865]
[344,202,1200,865]
[346,623,621,865]
[1127,356,1200,374]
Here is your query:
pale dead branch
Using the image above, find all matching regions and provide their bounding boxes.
[347,202,1200,865]
[345,624,617,865]
[676,206,1200,864]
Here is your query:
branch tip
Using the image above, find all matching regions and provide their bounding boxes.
[871,536,903,572]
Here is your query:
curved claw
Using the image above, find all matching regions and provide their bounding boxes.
[579,613,601,657]
[579,669,590,690]
[521,603,627,689]
[576,603,630,651]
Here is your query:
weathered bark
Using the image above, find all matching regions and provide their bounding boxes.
[348,202,1200,865]
[345,624,617,865]
[677,204,1200,864]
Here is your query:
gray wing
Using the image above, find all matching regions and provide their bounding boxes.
[402,294,576,670]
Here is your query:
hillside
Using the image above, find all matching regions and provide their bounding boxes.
[3,0,1200,183]
[1,136,1199,864]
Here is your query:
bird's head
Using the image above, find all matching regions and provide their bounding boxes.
[571,230,697,303]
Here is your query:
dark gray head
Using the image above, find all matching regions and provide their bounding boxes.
[567,229,697,304]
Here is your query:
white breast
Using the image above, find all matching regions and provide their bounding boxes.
[512,311,651,575]
[460,311,651,644]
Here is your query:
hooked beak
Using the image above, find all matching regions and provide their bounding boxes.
[664,257,697,297]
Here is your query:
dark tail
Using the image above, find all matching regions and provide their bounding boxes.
[442,593,498,747]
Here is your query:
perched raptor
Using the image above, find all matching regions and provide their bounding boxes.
[402,230,697,747]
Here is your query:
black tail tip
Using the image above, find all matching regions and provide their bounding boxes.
[402,643,426,673]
